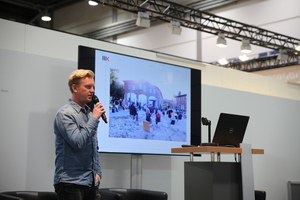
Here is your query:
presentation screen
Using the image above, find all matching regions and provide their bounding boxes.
[78,45,201,155]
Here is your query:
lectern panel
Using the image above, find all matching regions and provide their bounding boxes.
[184,162,242,200]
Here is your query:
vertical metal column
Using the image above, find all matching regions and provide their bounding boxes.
[217,152,221,162]
[196,31,202,61]
[240,143,255,200]
[112,8,118,43]
[211,152,215,162]
[130,154,142,189]
[190,152,194,162]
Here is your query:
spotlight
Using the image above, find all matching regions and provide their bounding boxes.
[295,43,300,51]
[277,49,288,61]
[239,55,249,61]
[218,58,228,65]
[88,0,98,6]
[136,12,150,28]
[169,20,182,35]
[216,33,227,48]
[241,39,252,53]
[41,11,51,22]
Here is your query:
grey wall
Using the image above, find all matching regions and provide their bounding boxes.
[0,49,74,190]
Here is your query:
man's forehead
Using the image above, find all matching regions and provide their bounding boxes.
[81,76,94,83]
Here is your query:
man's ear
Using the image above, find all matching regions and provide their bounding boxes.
[71,84,78,92]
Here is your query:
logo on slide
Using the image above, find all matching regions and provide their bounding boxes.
[102,56,110,61]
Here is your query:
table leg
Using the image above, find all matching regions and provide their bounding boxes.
[211,152,215,161]
[190,152,194,162]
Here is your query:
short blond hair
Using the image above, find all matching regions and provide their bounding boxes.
[68,69,94,92]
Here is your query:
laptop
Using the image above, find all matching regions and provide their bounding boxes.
[212,113,250,147]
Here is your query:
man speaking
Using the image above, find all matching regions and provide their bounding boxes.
[53,69,105,200]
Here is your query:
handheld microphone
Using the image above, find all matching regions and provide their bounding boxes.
[92,94,108,123]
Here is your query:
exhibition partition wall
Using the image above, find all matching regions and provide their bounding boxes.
[1,19,300,200]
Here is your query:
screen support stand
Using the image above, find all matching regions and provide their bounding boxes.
[130,154,142,189]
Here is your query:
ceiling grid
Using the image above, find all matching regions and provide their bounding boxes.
[0,0,299,71]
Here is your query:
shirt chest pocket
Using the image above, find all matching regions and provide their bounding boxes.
[78,123,85,130]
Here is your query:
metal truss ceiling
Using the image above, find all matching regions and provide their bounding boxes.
[85,0,241,39]
[90,0,300,71]
[3,0,298,71]
[96,0,300,54]
[220,54,300,72]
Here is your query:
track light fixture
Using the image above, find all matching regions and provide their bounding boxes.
[277,49,288,61]
[239,55,249,61]
[241,39,252,53]
[295,43,300,51]
[218,58,228,65]
[216,33,227,48]
[136,12,150,28]
[169,20,182,35]
[41,10,51,22]
[88,0,98,6]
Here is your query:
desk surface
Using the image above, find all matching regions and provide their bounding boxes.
[171,146,264,154]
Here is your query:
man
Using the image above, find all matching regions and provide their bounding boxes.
[53,69,105,200]
[129,102,138,121]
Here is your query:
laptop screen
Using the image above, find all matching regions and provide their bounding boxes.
[212,113,250,147]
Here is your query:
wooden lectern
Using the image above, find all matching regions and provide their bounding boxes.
[171,144,264,200]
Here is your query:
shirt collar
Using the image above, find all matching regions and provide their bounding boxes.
[68,99,91,114]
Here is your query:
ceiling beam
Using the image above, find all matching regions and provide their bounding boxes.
[216,54,300,72]
[95,0,300,55]
[84,0,242,39]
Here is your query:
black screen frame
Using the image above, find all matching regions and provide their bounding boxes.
[78,45,202,155]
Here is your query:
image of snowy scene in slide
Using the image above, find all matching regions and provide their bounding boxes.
[109,66,189,142]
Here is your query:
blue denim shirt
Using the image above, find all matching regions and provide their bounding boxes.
[54,99,101,187]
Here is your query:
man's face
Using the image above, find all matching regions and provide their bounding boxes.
[73,77,95,105]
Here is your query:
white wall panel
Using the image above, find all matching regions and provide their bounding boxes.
[0,20,26,52]
[25,25,89,61]
[117,24,197,55]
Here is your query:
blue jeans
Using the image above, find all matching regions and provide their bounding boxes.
[54,183,101,200]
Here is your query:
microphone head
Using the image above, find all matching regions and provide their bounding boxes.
[92,94,99,104]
